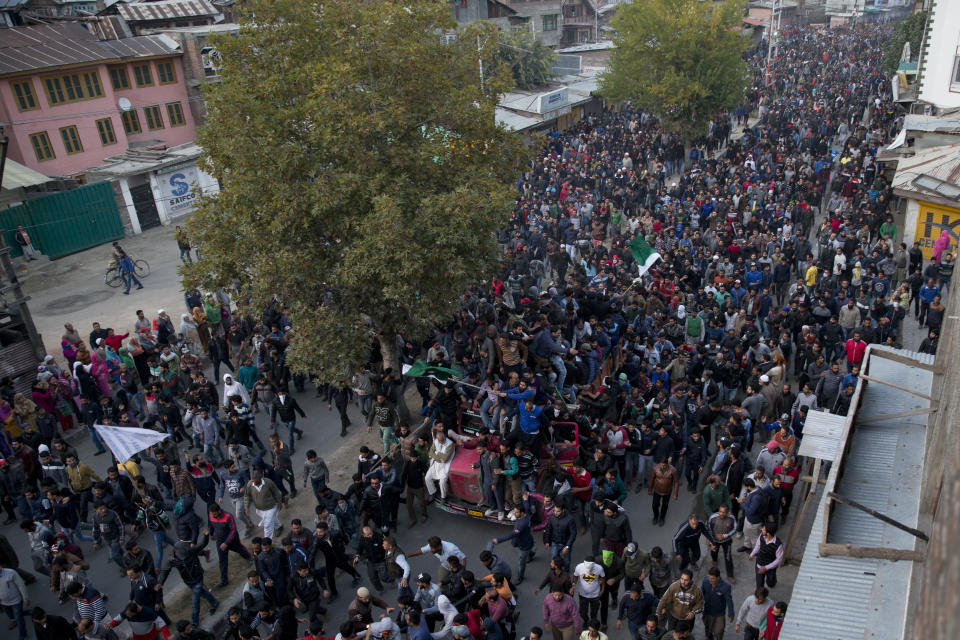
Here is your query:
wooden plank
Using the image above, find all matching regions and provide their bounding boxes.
[827,491,929,542]
[870,349,943,373]
[818,543,925,561]
[860,374,935,402]
[809,458,822,496]
[857,406,938,425]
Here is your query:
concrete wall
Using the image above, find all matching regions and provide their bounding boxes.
[506,0,562,47]
[918,0,960,111]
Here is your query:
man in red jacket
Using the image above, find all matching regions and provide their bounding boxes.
[843,331,866,373]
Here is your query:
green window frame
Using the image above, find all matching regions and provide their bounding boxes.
[132,63,153,87]
[157,60,177,85]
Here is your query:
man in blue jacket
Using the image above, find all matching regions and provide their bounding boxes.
[490,502,535,584]
[700,567,734,640]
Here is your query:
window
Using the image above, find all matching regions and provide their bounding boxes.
[43,72,103,105]
[157,60,177,85]
[109,66,130,90]
[11,80,38,111]
[82,71,103,98]
[95,118,117,146]
[59,125,84,154]
[201,46,222,77]
[543,14,558,31]
[132,63,153,87]
[121,109,141,134]
[144,105,164,130]
[166,101,186,126]
[953,55,960,91]
[29,132,55,161]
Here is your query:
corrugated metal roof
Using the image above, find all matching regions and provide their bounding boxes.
[0,158,52,190]
[904,113,960,133]
[117,0,218,22]
[495,107,541,133]
[782,347,933,640]
[0,23,179,76]
[0,0,28,10]
[796,410,846,461]
[87,15,134,41]
[891,143,960,190]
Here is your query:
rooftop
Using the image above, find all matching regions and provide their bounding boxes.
[891,143,960,206]
[85,142,204,179]
[116,0,220,22]
[0,22,180,77]
[782,346,935,639]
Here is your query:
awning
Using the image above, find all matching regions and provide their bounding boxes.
[1,158,52,190]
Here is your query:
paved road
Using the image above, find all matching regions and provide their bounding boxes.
[10,220,933,638]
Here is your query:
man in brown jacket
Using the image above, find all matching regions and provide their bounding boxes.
[648,459,679,527]
[657,569,704,631]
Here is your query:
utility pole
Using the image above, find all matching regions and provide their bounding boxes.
[477,34,485,93]
[764,0,782,89]
[0,129,46,360]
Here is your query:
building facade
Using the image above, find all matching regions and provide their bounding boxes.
[917,0,960,112]
[0,22,197,178]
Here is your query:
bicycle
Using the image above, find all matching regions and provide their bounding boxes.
[105,258,151,288]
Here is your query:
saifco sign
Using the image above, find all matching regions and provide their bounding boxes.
[916,200,960,260]
[158,165,201,216]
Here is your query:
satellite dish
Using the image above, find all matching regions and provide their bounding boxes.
[118,97,132,112]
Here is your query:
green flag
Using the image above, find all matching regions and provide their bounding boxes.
[628,234,662,277]
[401,360,460,383]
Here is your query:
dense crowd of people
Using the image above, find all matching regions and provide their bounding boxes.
[0,19,949,640]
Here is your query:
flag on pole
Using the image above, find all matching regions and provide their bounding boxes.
[402,360,461,384]
[93,424,169,463]
[628,235,662,278]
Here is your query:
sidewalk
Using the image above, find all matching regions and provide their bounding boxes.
[20,224,192,359]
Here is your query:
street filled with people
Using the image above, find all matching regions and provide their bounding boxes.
[0,20,949,640]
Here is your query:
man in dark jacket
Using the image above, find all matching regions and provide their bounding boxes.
[490,502,536,583]
[543,503,577,569]
[206,503,251,587]
[255,537,288,605]
[290,561,328,624]
[159,535,218,625]
[127,565,170,624]
[672,515,706,571]
[31,607,78,640]
[270,389,306,453]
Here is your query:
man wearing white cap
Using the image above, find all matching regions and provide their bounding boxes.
[347,586,393,624]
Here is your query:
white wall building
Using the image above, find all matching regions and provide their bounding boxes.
[917,0,960,112]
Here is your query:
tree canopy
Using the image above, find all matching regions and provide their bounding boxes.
[600,0,748,140]
[496,29,557,91]
[881,11,927,75]
[186,0,527,379]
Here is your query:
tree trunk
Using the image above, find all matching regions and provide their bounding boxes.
[378,331,398,375]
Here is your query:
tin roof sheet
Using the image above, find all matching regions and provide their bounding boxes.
[796,410,846,461]
[0,23,179,76]
[781,347,933,640]
[117,0,218,22]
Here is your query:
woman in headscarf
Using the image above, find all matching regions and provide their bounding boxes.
[933,229,951,263]
[61,339,78,370]
[48,369,78,431]
[13,392,38,432]
[89,352,112,398]
[179,313,201,355]
[73,360,100,403]
[221,372,249,410]
[191,307,211,354]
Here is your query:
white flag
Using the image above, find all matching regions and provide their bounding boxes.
[93,424,170,462]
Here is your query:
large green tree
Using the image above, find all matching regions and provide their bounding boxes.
[186,0,526,379]
[600,0,747,141]
[496,29,557,90]
[881,11,927,75]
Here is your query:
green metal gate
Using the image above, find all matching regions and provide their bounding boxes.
[0,181,125,259]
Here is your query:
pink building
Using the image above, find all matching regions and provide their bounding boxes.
[0,22,197,178]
